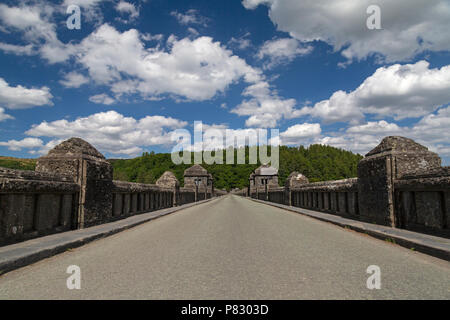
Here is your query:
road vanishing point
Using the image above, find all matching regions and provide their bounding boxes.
[0,195,449,299]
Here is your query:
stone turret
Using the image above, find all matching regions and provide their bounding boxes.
[284,172,309,206]
[184,164,212,200]
[357,136,441,227]
[253,165,279,187]
[156,171,180,206]
[249,164,279,200]
[184,164,209,189]
[285,172,309,188]
[36,137,113,228]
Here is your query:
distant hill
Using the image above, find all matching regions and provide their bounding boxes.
[0,145,363,191]
[0,156,36,171]
[111,145,363,191]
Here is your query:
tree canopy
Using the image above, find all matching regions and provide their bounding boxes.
[111,145,363,191]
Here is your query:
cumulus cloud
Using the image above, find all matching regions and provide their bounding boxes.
[317,109,450,159]
[73,24,261,101]
[187,123,281,152]
[89,93,116,105]
[301,61,450,123]
[115,1,139,22]
[0,107,14,122]
[242,0,450,63]
[410,106,450,155]
[59,72,90,88]
[0,3,75,63]
[0,43,35,56]
[231,81,301,128]
[257,38,313,69]
[0,137,44,151]
[0,3,302,130]
[0,77,53,110]
[279,123,321,145]
[24,110,188,156]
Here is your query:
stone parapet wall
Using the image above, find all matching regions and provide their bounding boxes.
[179,187,196,205]
[267,186,285,204]
[111,181,174,220]
[245,137,450,238]
[0,168,80,246]
[394,175,450,237]
[289,178,359,218]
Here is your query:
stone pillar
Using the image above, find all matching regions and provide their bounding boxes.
[36,138,113,228]
[357,136,441,227]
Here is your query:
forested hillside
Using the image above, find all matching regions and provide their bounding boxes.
[0,145,363,191]
[111,145,363,191]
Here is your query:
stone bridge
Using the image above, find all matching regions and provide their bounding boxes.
[0,136,449,299]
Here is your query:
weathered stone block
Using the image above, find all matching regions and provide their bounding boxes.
[60,194,73,228]
[323,192,330,210]
[0,194,25,239]
[123,194,130,215]
[23,194,35,233]
[131,194,138,213]
[113,194,123,217]
[35,194,60,231]
[338,193,347,214]
[347,192,357,215]
[415,192,444,229]
[399,191,416,226]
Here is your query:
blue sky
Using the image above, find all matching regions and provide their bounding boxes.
[0,0,449,164]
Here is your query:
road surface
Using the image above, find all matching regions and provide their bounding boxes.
[0,195,449,299]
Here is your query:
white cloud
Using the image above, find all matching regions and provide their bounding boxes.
[188,123,281,152]
[170,9,209,26]
[257,38,313,69]
[279,123,321,145]
[0,43,35,56]
[231,81,300,128]
[301,61,450,123]
[0,3,55,37]
[0,4,299,129]
[316,120,405,156]
[0,137,44,151]
[0,107,14,122]
[316,111,450,159]
[25,110,188,156]
[89,93,116,105]
[410,106,450,156]
[346,120,402,135]
[74,24,260,101]
[0,3,75,64]
[187,27,199,37]
[115,1,139,22]
[0,77,53,110]
[242,0,450,63]
[59,72,90,88]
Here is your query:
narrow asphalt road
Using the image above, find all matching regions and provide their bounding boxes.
[0,195,449,299]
